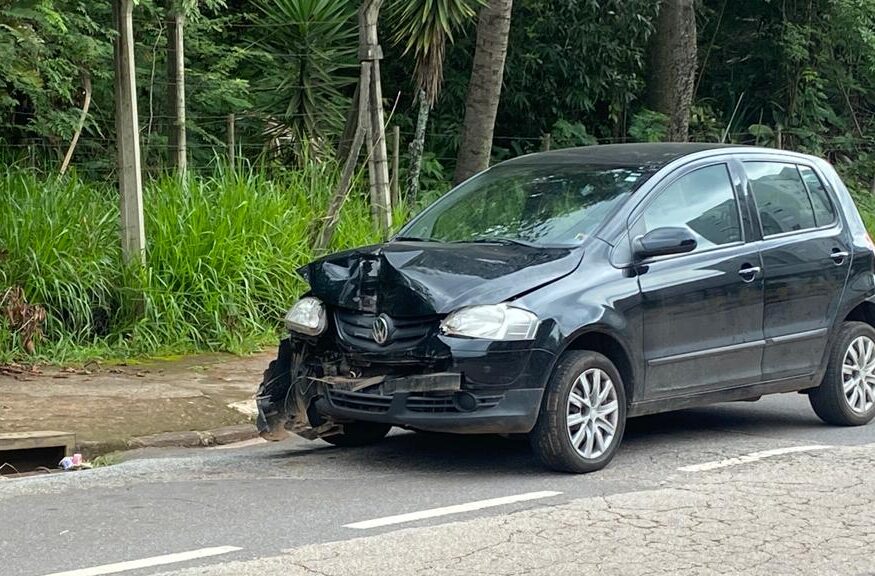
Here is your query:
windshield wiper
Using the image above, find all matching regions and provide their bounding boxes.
[392,235,440,243]
[454,236,540,248]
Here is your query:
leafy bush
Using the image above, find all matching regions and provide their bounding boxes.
[629,109,669,143]
[0,163,380,362]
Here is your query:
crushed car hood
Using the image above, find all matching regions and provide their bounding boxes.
[300,241,583,316]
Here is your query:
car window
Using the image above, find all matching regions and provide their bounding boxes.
[634,164,742,252]
[798,165,836,227]
[404,163,651,246]
[745,162,817,235]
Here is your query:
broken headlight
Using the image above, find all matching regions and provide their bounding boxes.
[441,304,539,341]
[284,296,327,336]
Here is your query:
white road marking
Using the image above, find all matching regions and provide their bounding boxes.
[344,490,563,530]
[678,445,832,472]
[41,546,242,576]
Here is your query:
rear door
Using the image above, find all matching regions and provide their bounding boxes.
[743,160,852,380]
[632,161,765,398]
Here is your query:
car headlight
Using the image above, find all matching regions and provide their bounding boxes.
[284,297,327,336]
[440,304,539,341]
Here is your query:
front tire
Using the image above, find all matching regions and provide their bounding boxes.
[530,351,627,473]
[809,321,875,426]
[321,421,392,447]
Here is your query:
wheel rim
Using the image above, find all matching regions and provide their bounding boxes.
[566,368,620,459]
[842,335,875,414]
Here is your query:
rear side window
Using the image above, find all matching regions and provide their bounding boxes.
[635,164,742,252]
[799,166,836,227]
[745,162,816,235]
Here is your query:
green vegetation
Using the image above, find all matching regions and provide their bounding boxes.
[3,0,875,361]
[0,163,381,362]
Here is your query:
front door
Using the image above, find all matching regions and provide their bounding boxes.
[632,162,765,399]
[743,161,852,380]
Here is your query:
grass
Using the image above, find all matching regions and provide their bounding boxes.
[5,157,868,365]
[0,161,384,363]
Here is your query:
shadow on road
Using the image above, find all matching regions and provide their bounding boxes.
[254,398,826,475]
[623,399,823,444]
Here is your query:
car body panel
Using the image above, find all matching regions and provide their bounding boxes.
[637,242,765,397]
[300,241,584,316]
[733,153,855,381]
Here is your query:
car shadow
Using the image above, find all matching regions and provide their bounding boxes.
[623,400,824,444]
[257,400,826,475]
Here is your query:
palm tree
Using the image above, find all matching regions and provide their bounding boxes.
[453,0,512,184]
[253,0,358,148]
[387,0,482,201]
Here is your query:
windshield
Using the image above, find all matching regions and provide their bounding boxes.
[399,163,651,246]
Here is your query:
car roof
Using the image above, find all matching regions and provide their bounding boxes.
[502,143,746,169]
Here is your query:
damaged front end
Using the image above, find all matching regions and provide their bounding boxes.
[255,331,462,442]
[255,336,331,441]
[256,241,570,442]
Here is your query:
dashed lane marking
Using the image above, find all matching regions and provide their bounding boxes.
[344,491,563,530]
[40,546,242,576]
[678,445,832,472]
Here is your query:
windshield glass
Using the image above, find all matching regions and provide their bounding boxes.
[400,163,651,246]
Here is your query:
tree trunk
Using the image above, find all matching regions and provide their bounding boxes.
[647,0,697,142]
[166,2,186,173]
[405,90,429,202]
[453,0,513,185]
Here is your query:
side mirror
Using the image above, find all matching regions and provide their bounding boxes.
[632,227,697,260]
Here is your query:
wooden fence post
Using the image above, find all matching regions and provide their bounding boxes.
[390,125,400,209]
[227,113,236,166]
[113,0,146,265]
[314,0,391,251]
[361,0,392,233]
[543,132,552,151]
[166,1,186,174]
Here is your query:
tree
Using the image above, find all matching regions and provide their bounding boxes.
[252,0,357,149]
[453,0,512,185]
[387,0,481,200]
[647,0,697,142]
[0,1,110,153]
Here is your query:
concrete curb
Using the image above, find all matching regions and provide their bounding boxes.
[126,424,259,450]
[76,424,259,457]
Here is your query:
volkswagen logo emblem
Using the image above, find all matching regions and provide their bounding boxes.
[372,315,391,345]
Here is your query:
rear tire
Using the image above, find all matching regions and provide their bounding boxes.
[530,351,627,473]
[810,321,875,426]
[321,421,392,447]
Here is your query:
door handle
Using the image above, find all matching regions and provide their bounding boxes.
[738,265,761,282]
[830,249,849,265]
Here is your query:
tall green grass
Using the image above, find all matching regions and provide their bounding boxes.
[0,162,381,362]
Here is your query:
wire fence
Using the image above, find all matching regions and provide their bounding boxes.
[4,110,874,181]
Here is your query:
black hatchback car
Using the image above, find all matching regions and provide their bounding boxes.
[256,143,875,473]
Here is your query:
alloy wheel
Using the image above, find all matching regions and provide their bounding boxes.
[842,335,875,414]
[566,368,620,459]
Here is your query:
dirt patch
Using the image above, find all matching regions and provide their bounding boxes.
[0,349,275,455]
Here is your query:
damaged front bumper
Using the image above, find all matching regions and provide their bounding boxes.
[255,335,552,441]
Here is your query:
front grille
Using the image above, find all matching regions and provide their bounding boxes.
[406,393,505,413]
[326,389,392,413]
[335,310,435,351]
[325,388,505,415]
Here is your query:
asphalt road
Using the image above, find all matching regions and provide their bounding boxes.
[3,391,875,576]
